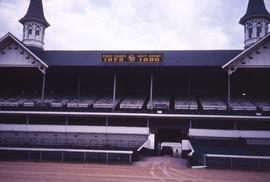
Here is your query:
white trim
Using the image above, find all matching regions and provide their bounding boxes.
[0,110,270,120]
[0,33,48,69]
[222,33,270,69]
[0,124,149,135]
[189,129,270,139]
[0,147,133,154]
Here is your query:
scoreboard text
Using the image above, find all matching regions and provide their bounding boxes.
[102,54,162,63]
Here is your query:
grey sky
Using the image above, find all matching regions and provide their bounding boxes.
[0,0,270,50]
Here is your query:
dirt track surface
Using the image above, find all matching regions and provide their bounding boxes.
[0,157,269,182]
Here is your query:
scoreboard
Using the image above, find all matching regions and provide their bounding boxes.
[102,54,162,63]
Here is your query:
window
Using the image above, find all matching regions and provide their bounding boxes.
[28,28,32,35]
[35,30,40,36]
[248,27,253,38]
[257,23,262,37]
[27,25,33,38]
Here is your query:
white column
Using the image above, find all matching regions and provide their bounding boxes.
[112,73,117,110]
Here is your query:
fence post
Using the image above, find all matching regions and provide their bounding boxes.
[61,152,64,161]
[258,159,261,169]
[40,151,42,161]
[129,154,132,165]
[230,158,233,169]
[203,155,206,166]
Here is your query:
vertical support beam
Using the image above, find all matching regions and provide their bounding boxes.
[83,152,86,162]
[203,155,206,166]
[40,151,42,161]
[227,73,231,111]
[65,117,68,141]
[188,69,191,98]
[150,73,153,110]
[41,71,46,100]
[77,73,81,99]
[105,118,109,126]
[61,151,64,161]
[26,116,29,132]
[112,73,117,110]
[233,121,237,130]
[147,119,150,128]
[258,159,261,169]
[129,154,132,165]
[106,153,109,164]
[189,120,192,129]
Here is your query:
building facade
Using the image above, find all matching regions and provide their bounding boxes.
[0,0,270,168]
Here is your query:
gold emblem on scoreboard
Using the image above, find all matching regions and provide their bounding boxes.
[102,54,162,63]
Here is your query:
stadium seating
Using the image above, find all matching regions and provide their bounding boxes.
[147,97,170,110]
[230,99,257,111]
[175,97,198,111]
[93,96,121,109]
[252,99,270,112]
[119,96,146,110]
[199,97,227,111]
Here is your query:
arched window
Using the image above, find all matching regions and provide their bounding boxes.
[27,25,33,38]
[256,23,262,37]
[35,25,41,36]
[248,25,253,39]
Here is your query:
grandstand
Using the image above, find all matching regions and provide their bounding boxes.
[0,0,270,168]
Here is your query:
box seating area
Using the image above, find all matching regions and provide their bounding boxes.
[147,97,170,110]
[191,139,257,156]
[200,97,227,111]
[120,96,146,109]
[189,139,270,169]
[1,94,270,113]
[0,132,147,151]
[93,96,121,109]
[175,97,198,111]
[253,99,270,112]
[230,99,257,111]
[251,145,270,156]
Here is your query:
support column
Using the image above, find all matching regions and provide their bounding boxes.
[227,73,231,111]
[147,119,150,128]
[112,73,117,110]
[129,154,132,164]
[41,71,46,100]
[150,74,153,110]
[188,69,191,98]
[77,73,81,99]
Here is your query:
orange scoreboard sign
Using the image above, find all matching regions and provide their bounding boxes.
[102,54,163,63]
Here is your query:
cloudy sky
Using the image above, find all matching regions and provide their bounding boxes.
[0,0,270,50]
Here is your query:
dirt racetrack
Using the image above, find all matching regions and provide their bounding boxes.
[0,157,269,182]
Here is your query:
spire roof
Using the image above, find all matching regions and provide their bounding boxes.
[19,0,50,28]
[240,0,270,25]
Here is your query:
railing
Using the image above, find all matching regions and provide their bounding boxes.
[0,147,133,164]
[203,154,270,169]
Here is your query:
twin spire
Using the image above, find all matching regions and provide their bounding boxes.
[19,0,49,50]
[19,0,270,50]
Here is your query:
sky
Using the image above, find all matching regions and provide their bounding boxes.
[0,0,270,50]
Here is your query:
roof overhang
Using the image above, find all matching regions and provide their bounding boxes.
[0,32,48,73]
[222,33,270,74]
